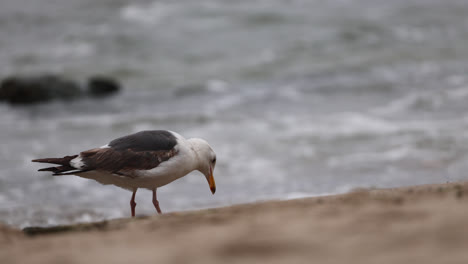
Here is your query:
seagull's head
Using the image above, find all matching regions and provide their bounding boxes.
[189,138,217,194]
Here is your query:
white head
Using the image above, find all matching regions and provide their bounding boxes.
[188,138,217,194]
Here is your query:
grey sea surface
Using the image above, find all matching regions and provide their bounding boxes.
[2,0,468,227]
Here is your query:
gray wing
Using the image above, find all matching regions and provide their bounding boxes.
[79,146,178,177]
[33,130,179,177]
[109,130,177,151]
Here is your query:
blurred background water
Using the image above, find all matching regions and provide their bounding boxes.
[1,0,468,227]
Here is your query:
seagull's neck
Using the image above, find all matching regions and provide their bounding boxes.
[185,138,206,170]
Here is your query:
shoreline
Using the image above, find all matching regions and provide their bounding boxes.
[2,181,468,263]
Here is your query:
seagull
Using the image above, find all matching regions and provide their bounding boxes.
[32,130,217,217]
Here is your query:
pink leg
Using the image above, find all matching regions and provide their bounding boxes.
[130,189,137,217]
[152,189,162,214]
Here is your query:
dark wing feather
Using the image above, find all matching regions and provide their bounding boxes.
[109,130,177,151]
[33,130,179,177]
[80,147,178,177]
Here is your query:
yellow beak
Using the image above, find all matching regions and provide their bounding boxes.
[207,168,216,194]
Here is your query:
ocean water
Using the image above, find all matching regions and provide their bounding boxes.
[2,0,468,227]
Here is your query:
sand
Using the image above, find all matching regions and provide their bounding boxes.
[1,181,468,264]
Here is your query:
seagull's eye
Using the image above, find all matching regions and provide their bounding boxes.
[212,157,216,163]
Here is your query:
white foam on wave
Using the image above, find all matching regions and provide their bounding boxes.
[447,86,468,99]
[120,2,173,25]
[372,92,444,116]
[204,94,243,113]
[52,113,117,129]
[39,41,95,58]
[327,146,414,168]
[283,112,398,140]
[206,79,229,93]
[282,191,322,200]
[277,84,302,101]
[373,85,468,116]
[246,49,277,67]
[332,112,398,135]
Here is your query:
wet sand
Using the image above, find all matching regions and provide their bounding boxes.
[1,181,468,264]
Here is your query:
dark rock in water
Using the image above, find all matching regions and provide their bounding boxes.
[0,74,122,104]
[0,75,82,104]
[87,76,120,97]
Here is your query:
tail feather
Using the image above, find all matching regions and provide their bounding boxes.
[38,166,61,172]
[32,155,82,175]
[32,155,78,165]
[53,169,89,176]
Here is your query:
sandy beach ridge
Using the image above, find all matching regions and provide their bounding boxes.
[1,181,468,263]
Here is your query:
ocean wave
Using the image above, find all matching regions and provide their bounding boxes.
[372,92,439,115]
[281,191,329,200]
[327,146,415,168]
[373,85,468,116]
[282,112,398,140]
[39,41,95,58]
[120,2,174,25]
[446,86,468,99]
[174,79,229,97]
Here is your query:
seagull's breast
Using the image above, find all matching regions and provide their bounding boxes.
[135,142,196,185]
